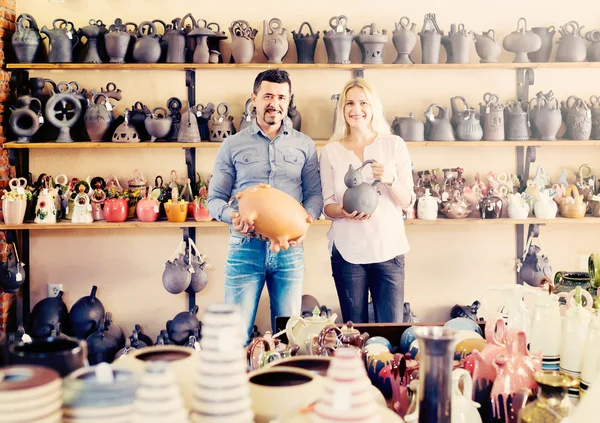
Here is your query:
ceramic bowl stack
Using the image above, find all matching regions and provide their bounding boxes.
[62,364,137,423]
[190,303,254,423]
[0,365,63,423]
[131,361,188,423]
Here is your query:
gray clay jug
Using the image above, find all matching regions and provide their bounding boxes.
[323,15,354,64]
[12,13,42,63]
[534,97,562,141]
[392,17,417,64]
[229,20,257,64]
[9,96,42,143]
[262,18,289,64]
[392,113,424,141]
[165,18,186,64]
[342,159,380,215]
[162,253,191,294]
[424,104,455,141]
[528,26,555,62]
[456,108,483,141]
[474,29,502,63]
[144,107,172,142]
[556,21,587,62]
[442,24,473,64]
[41,18,79,63]
[450,96,469,131]
[529,91,555,138]
[133,21,161,63]
[292,22,319,64]
[178,103,201,143]
[504,100,530,141]
[418,13,443,64]
[562,95,592,140]
[356,23,388,64]
[84,92,112,141]
[105,19,130,63]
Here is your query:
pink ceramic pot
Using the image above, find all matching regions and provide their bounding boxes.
[189,201,212,222]
[136,197,159,222]
[103,198,128,222]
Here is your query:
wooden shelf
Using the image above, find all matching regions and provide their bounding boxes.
[7,62,600,71]
[2,141,206,149]
[1,216,598,231]
[403,140,600,147]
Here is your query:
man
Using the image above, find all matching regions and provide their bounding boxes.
[207,69,323,344]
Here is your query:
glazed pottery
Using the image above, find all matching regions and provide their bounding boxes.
[103,197,128,222]
[286,306,338,355]
[12,14,43,63]
[9,96,42,143]
[29,290,70,339]
[533,189,558,219]
[528,291,562,371]
[356,23,388,64]
[419,13,443,64]
[69,285,105,340]
[2,178,28,224]
[41,18,78,63]
[392,17,417,64]
[474,29,501,63]
[518,371,577,422]
[236,184,311,253]
[507,193,530,219]
[417,188,439,220]
[444,317,483,336]
[136,192,160,222]
[165,200,189,222]
[323,15,354,64]
[556,21,587,62]
[502,18,542,63]
[262,18,288,64]
[528,26,556,62]
[479,191,503,219]
[342,159,380,215]
[292,21,319,64]
[9,336,87,377]
[559,185,587,218]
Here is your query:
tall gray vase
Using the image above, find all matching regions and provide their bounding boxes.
[415,326,456,423]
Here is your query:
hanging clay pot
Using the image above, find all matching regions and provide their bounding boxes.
[162,241,192,294]
[0,243,26,294]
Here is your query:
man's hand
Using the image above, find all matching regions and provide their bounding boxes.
[289,214,314,246]
[232,212,255,234]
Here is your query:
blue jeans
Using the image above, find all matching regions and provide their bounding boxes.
[331,244,405,323]
[225,234,304,345]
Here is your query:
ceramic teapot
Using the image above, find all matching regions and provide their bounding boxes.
[166,305,201,345]
[342,159,380,215]
[392,113,425,141]
[339,321,370,349]
[502,17,542,63]
[236,184,312,253]
[69,285,105,340]
[247,331,299,370]
[285,306,338,355]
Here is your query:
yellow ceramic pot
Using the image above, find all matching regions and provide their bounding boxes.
[164,201,189,222]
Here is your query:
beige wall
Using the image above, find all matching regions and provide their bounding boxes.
[16,0,600,340]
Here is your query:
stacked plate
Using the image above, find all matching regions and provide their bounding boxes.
[0,365,62,422]
[190,303,254,423]
[62,364,138,423]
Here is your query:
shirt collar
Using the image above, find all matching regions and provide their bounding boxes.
[251,117,291,138]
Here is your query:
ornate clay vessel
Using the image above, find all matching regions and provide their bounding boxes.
[165,17,186,63]
[209,102,235,142]
[342,159,380,215]
[392,113,425,141]
[323,15,354,64]
[534,97,562,141]
[45,90,83,143]
[105,18,130,63]
[112,109,140,143]
[480,93,505,141]
[229,19,257,63]
[292,22,319,64]
[9,96,42,143]
[456,108,483,141]
[236,184,312,252]
[81,19,107,63]
[84,92,112,141]
[450,95,469,131]
[69,285,105,340]
[262,18,289,64]
[144,107,172,142]
[189,20,214,64]
[474,29,501,63]
[356,23,388,64]
[502,18,542,63]
[589,95,600,140]
[505,100,530,141]
[133,21,161,63]
[528,26,556,62]
[562,95,592,140]
[586,30,600,62]
[442,23,473,64]
[12,13,42,63]
[41,18,78,63]
[556,21,587,62]
[392,17,417,64]
[424,103,455,141]
[419,13,444,64]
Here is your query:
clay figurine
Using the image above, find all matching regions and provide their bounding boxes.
[342,159,380,215]
[236,184,312,253]
[71,183,93,223]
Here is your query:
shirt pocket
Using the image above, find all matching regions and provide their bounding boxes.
[284,152,305,181]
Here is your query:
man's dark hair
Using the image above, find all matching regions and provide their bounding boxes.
[253,69,292,95]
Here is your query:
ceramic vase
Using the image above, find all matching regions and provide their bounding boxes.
[292,22,319,64]
[2,198,27,224]
[103,198,128,222]
[528,26,556,62]
[392,17,417,64]
[191,303,254,423]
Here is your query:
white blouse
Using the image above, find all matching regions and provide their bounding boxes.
[319,134,415,264]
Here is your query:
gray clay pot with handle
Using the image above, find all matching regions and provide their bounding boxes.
[392,17,417,64]
[133,21,161,63]
[504,100,530,141]
[356,23,388,64]
[323,15,354,64]
[342,159,380,215]
[418,13,443,64]
[262,18,289,64]
[424,104,455,141]
[528,26,555,62]
[556,21,587,62]
[12,13,42,63]
[392,113,424,141]
[474,29,501,63]
[41,18,79,63]
[502,18,542,63]
[561,95,592,140]
[292,21,320,64]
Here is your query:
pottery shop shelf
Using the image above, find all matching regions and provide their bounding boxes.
[8,62,600,71]
[2,141,207,149]
[0,219,205,230]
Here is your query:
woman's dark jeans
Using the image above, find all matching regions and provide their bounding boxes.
[331,244,405,323]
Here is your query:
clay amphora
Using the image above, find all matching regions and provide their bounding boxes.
[342,159,380,215]
[392,17,417,64]
[392,113,425,141]
[133,21,161,63]
[41,18,79,63]
[502,18,542,63]
[81,19,107,63]
[504,100,530,141]
[262,18,289,64]
[166,18,186,63]
[528,26,556,62]
[442,23,473,64]
[229,20,257,64]
[474,29,501,63]
[356,23,388,64]
[529,90,555,138]
[144,107,172,142]
[323,15,354,64]
[424,104,455,141]
[84,92,112,141]
[456,108,483,141]
[105,18,130,63]
[556,21,587,62]
[418,13,443,64]
[292,22,319,64]
[9,96,42,143]
[12,13,42,63]
[562,95,592,140]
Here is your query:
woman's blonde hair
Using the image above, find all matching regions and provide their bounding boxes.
[329,78,391,142]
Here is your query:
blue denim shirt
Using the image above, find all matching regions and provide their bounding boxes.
[207,118,323,226]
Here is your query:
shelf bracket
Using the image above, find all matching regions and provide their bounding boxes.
[353,68,365,79]
[517,68,535,102]
[517,145,537,191]
[185,68,196,107]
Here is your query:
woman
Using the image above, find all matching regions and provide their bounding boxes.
[319,78,416,323]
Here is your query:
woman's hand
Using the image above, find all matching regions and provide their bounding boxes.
[324,204,371,220]
[371,162,395,185]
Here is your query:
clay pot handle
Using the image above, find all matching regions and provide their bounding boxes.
[138,21,156,38]
[578,163,593,179]
[516,17,528,32]
[151,19,166,35]
[52,18,68,30]
[565,184,582,203]
[329,15,348,32]
[125,22,138,34]
[90,285,98,299]
[217,102,229,118]
[196,18,208,29]
[547,25,556,34]
[180,13,197,29]
[398,16,411,29]
[207,22,221,33]
[167,97,182,110]
[131,168,144,181]
[152,107,168,118]
[485,316,506,346]
[28,97,42,112]
[18,14,39,30]
[155,175,163,187]
[269,18,283,34]
[297,21,315,36]
[92,92,108,105]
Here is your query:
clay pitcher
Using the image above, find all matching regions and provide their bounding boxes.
[84,92,112,141]
[105,18,130,63]
[41,18,79,63]
[528,26,556,62]
[166,18,186,63]
[424,104,455,141]
[133,21,161,63]
[12,13,43,63]
[262,18,289,64]
[474,29,502,63]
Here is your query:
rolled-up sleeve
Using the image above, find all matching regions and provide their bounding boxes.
[207,139,237,224]
[301,141,324,220]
